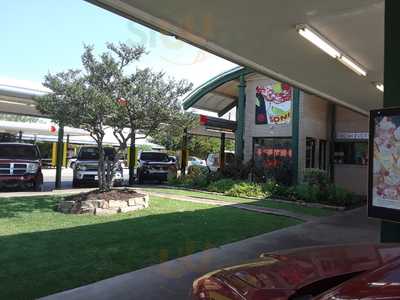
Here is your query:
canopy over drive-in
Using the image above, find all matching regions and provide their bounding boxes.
[87,0,384,114]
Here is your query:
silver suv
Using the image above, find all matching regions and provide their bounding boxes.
[72,146,123,187]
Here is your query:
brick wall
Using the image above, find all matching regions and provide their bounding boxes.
[298,92,331,180]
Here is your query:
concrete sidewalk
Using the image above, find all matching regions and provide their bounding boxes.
[41,207,379,300]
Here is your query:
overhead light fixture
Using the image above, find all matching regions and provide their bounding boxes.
[375,82,384,92]
[297,24,367,77]
[339,56,367,77]
[297,25,340,59]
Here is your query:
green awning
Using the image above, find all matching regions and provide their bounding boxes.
[182,66,253,116]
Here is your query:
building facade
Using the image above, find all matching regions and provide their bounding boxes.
[183,67,369,195]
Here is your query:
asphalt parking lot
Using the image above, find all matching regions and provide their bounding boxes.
[42,168,131,191]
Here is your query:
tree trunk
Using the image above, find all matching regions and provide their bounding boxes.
[105,156,112,192]
[129,130,136,185]
[97,142,106,192]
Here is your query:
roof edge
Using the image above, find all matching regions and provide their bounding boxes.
[182,66,253,110]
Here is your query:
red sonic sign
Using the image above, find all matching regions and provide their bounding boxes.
[49,125,57,134]
[255,82,292,125]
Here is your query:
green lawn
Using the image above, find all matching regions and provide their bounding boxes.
[143,187,334,217]
[0,195,300,299]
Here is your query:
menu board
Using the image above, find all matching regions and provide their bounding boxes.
[369,108,400,222]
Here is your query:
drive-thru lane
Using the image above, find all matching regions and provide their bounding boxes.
[42,168,131,191]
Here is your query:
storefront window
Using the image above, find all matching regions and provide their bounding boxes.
[319,140,327,170]
[306,137,316,168]
[253,138,293,184]
[334,142,368,165]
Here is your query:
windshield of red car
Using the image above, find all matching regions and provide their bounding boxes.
[0,144,39,160]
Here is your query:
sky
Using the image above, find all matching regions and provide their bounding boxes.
[0,0,236,94]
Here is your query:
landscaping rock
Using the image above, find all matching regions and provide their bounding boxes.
[127,194,149,208]
[120,206,142,213]
[109,200,128,209]
[95,208,120,215]
[88,200,108,208]
[58,201,75,213]
[57,189,149,215]
[70,203,82,214]
[80,206,95,214]
[81,200,96,208]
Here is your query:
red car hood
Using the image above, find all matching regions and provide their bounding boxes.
[192,244,400,300]
[315,258,400,300]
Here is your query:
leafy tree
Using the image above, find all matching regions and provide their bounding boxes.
[151,112,197,152]
[152,113,235,159]
[188,136,234,159]
[36,42,192,192]
[36,43,146,191]
[108,68,192,171]
[35,69,85,127]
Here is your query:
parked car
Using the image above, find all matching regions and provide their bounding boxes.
[0,142,43,191]
[168,155,180,169]
[137,151,176,184]
[41,158,53,169]
[68,157,77,169]
[206,151,235,172]
[119,159,128,169]
[191,243,400,300]
[72,146,123,187]
[188,156,206,167]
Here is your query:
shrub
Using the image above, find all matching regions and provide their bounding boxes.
[207,179,237,193]
[326,185,355,207]
[167,176,182,186]
[262,156,293,185]
[204,177,268,198]
[187,165,209,176]
[225,182,265,198]
[292,182,356,207]
[293,183,323,203]
[253,163,267,183]
[262,180,292,198]
[206,171,224,183]
[167,174,193,187]
[190,174,209,188]
[168,165,209,188]
[221,159,253,180]
[303,169,329,189]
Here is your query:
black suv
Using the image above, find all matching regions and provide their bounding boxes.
[137,152,176,184]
